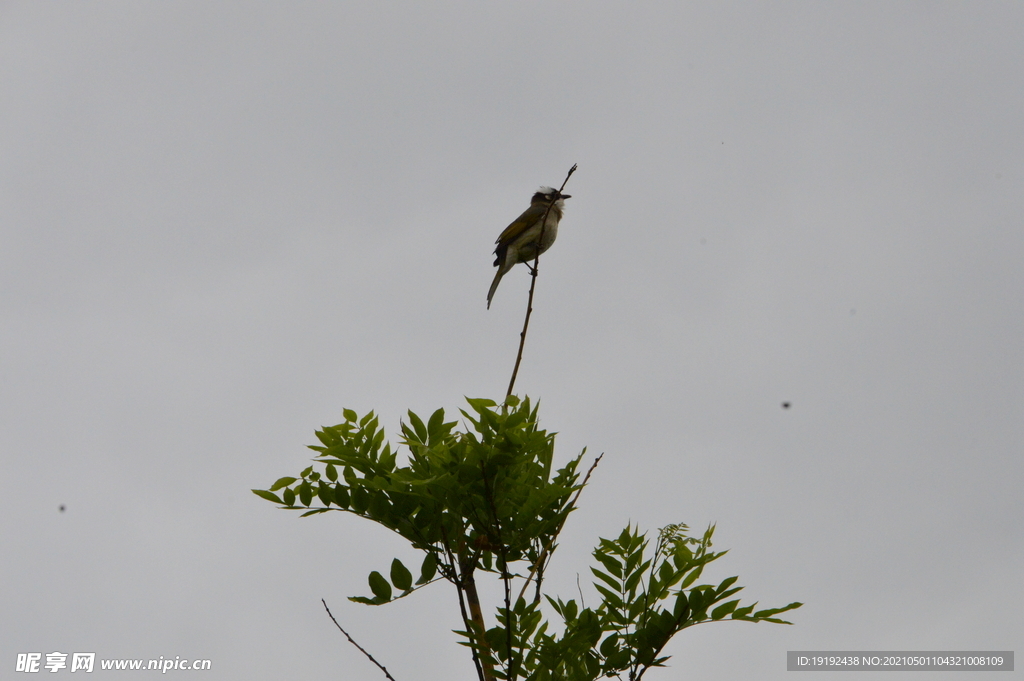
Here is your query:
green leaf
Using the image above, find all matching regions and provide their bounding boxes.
[716,575,739,595]
[418,552,437,584]
[673,591,691,619]
[334,485,350,508]
[390,558,413,592]
[711,599,739,620]
[407,410,427,442]
[593,552,623,579]
[251,489,282,504]
[562,599,578,622]
[590,567,621,592]
[350,487,369,513]
[604,648,631,671]
[343,408,357,423]
[368,571,392,601]
[679,565,703,589]
[283,487,296,506]
[715,586,744,604]
[592,582,622,609]
[269,477,297,491]
[465,397,497,414]
[427,408,445,440]
[599,633,619,657]
[325,464,338,482]
[623,560,650,594]
[616,526,633,548]
[624,548,646,577]
[317,481,334,506]
[657,559,675,587]
[485,626,507,659]
[298,481,313,507]
[689,588,709,615]
[731,603,756,619]
[672,544,693,568]
[627,596,648,621]
[368,491,390,519]
[753,602,803,619]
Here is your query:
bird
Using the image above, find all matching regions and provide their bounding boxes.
[487,186,571,308]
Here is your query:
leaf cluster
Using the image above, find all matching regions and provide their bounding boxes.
[253,396,584,605]
[253,397,801,681]
[519,524,802,680]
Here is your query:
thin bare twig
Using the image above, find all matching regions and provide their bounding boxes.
[506,164,578,398]
[516,452,604,604]
[321,599,397,681]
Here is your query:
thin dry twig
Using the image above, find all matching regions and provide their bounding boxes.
[516,452,604,604]
[322,599,397,681]
[506,164,578,398]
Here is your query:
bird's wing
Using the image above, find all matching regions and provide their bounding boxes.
[495,204,546,248]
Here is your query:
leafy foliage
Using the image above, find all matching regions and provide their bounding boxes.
[254,396,583,598]
[523,524,802,680]
[253,397,800,681]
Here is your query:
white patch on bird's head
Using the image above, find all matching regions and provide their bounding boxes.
[531,186,569,207]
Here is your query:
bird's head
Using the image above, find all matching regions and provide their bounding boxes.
[531,186,571,205]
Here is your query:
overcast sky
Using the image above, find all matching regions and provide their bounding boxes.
[2,2,1021,679]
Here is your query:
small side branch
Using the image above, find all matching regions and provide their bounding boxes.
[506,163,577,398]
[322,599,397,681]
[517,452,604,604]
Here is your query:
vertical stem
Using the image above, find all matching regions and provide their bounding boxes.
[463,569,498,681]
[442,528,487,681]
[455,577,486,681]
[506,164,577,398]
[505,269,540,399]
[481,462,516,679]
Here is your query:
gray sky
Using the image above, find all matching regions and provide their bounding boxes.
[2,2,1021,679]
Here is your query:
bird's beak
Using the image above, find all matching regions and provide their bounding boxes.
[558,193,571,199]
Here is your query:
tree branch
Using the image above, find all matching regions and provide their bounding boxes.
[442,526,487,681]
[516,452,603,604]
[322,599,397,681]
[506,164,578,398]
[463,568,498,681]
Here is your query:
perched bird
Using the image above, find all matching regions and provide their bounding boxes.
[487,187,571,308]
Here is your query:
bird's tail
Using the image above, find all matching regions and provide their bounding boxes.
[486,267,505,309]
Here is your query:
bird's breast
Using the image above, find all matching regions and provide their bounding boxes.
[513,217,559,263]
